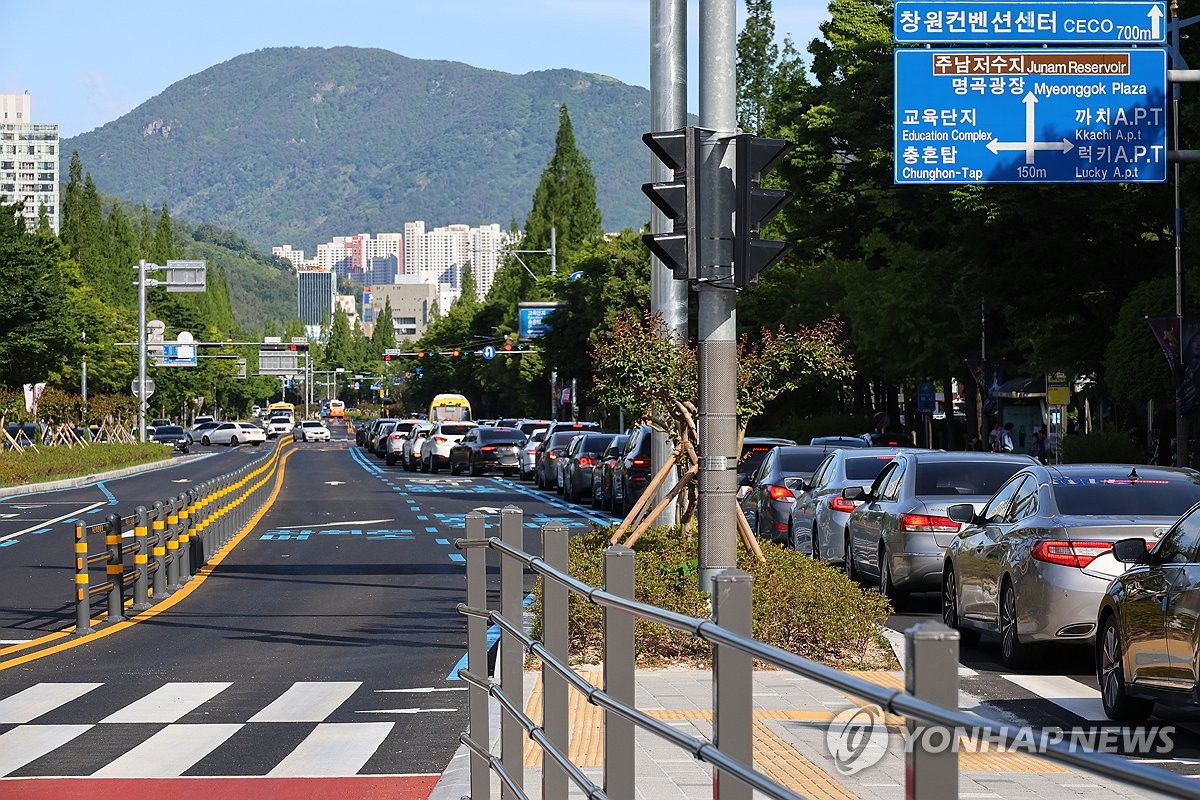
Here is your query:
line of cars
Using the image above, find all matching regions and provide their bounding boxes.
[742,435,1200,720]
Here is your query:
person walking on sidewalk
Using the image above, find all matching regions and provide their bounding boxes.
[1000,422,1015,453]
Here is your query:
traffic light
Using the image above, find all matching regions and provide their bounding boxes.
[451,349,461,358]
[417,351,425,359]
[289,344,298,352]
[641,127,707,281]
[733,134,794,289]
[503,343,513,352]
[384,354,392,362]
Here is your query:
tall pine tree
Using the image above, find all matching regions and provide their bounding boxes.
[736,0,779,135]
[523,105,603,264]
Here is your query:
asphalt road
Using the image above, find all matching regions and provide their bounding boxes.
[0,422,618,792]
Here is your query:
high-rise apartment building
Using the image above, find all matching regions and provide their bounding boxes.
[0,92,60,234]
[297,269,337,339]
[272,245,307,269]
[403,221,508,300]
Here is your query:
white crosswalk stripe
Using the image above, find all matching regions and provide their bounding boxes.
[1001,674,1107,721]
[249,680,360,722]
[92,724,243,777]
[0,683,101,723]
[0,725,92,776]
[267,722,394,776]
[100,682,233,724]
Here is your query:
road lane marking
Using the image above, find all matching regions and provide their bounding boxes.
[1000,674,1105,720]
[355,708,457,714]
[92,723,243,777]
[100,682,233,723]
[377,687,467,693]
[94,481,118,505]
[0,502,106,543]
[0,725,92,776]
[249,681,361,722]
[0,683,102,723]
[305,519,395,528]
[267,722,394,776]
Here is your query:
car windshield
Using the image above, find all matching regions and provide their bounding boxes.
[440,424,475,436]
[1052,476,1200,516]
[579,434,612,452]
[239,424,259,431]
[915,460,1028,496]
[548,432,581,448]
[844,455,897,480]
[154,426,184,435]
[739,446,775,474]
[301,421,323,428]
[778,451,830,473]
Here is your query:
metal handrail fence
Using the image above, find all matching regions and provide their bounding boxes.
[73,436,291,634]
[454,505,1199,800]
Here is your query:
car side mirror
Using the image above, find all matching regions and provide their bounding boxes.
[843,486,867,502]
[1112,537,1151,565]
[946,503,976,525]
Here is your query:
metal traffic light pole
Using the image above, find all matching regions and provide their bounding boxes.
[696,0,739,595]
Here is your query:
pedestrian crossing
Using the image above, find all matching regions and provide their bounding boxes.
[0,680,461,777]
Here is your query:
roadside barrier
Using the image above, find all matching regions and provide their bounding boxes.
[455,505,1199,800]
[73,436,291,634]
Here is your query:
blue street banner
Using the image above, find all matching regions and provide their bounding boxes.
[895,2,1166,45]
[895,48,1167,184]
[518,302,566,340]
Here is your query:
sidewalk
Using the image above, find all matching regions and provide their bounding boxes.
[431,663,1170,800]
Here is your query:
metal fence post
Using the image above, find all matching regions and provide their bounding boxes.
[105,514,125,622]
[499,505,524,799]
[603,545,635,800]
[148,504,166,599]
[171,497,190,582]
[906,621,960,800]
[541,523,570,800]
[74,522,93,634]
[713,569,754,800]
[465,512,491,800]
[131,505,150,611]
[161,500,181,592]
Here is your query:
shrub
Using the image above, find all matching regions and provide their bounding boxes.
[532,526,895,670]
[1060,428,1142,464]
[0,443,169,488]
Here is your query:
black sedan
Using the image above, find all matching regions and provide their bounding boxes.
[150,424,190,453]
[449,427,527,476]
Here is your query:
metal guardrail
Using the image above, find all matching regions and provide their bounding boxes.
[72,437,291,634]
[455,505,1200,800]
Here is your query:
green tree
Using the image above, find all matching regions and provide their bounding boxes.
[60,152,85,262]
[151,202,175,263]
[523,105,603,263]
[373,298,397,355]
[736,0,779,134]
[324,306,355,369]
[137,204,154,257]
[100,203,140,306]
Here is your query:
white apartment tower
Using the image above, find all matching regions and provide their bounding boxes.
[404,221,507,300]
[0,92,60,234]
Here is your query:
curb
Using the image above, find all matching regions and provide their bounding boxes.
[0,451,221,498]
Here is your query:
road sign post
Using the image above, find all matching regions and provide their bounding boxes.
[895,48,1167,184]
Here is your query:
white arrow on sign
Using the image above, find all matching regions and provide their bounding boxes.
[985,93,1074,164]
[1148,4,1163,40]
[171,479,192,483]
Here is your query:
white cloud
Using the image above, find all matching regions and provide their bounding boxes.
[77,71,137,133]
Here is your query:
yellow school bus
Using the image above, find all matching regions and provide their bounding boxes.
[429,393,472,422]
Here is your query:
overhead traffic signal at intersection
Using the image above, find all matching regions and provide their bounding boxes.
[733,134,793,289]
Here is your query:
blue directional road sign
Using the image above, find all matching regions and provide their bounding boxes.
[481,345,497,360]
[895,2,1166,44]
[895,49,1166,184]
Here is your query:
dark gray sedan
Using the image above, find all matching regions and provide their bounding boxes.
[845,451,1036,606]
[739,445,842,544]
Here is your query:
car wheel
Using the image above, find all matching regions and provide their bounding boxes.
[230,436,239,446]
[469,459,481,477]
[999,578,1037,669]
[942,567,981,646]
[429,456,439,474]
[252,441,261,447]
[845,530,859,581]
[879,546,908,609]
[811,526,821,560]
[201,435,211,446]
[386,453,396,466]
[1098,614,1154,721]
[591,480,602,508]
[603,480,614,512]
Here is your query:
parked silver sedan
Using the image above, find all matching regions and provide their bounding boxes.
[788,448,908,560]
[943,463,1200,668]
[844,451,1035,607]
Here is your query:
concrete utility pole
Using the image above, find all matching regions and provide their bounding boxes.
[696,0,739,594]
[651,0,688,525]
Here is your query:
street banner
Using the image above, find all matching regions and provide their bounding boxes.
[23,383,45,414]
[1181,317,1200,413]
[1146,315,1180,377]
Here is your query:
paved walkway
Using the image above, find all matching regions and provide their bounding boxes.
[431,663,1173,800]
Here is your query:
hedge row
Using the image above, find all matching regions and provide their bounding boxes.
[0,443,169,488]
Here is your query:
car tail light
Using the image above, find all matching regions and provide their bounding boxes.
[766,485,795,502]
[434,436,448,443]
[548,452,559,460]
[390,433,403,440]
[828,495,858,514]
[632,456,650,468]
[1031,540,1113,568]
[481,445,495,451]
[900,513,960,532]
[578,456,596,468]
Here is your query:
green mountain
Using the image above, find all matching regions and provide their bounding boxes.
[62,46,655,252]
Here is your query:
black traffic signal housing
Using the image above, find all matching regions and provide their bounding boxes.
[642,127,707,281]
[733,134,793,289]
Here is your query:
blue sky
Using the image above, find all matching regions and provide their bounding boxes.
[4,1,829,138]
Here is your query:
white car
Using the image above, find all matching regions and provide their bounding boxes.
[293,420,331,441]
[402,422,435,470]
[421,421,479,473]
[266,415,293,438]
[202,422,266,447]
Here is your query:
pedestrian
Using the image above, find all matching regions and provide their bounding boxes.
[1001,422,1015,453]
[989,422,1004,453]
[1030,430,1048,464]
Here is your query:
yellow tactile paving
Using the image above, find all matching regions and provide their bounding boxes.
[524,668,605,767]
